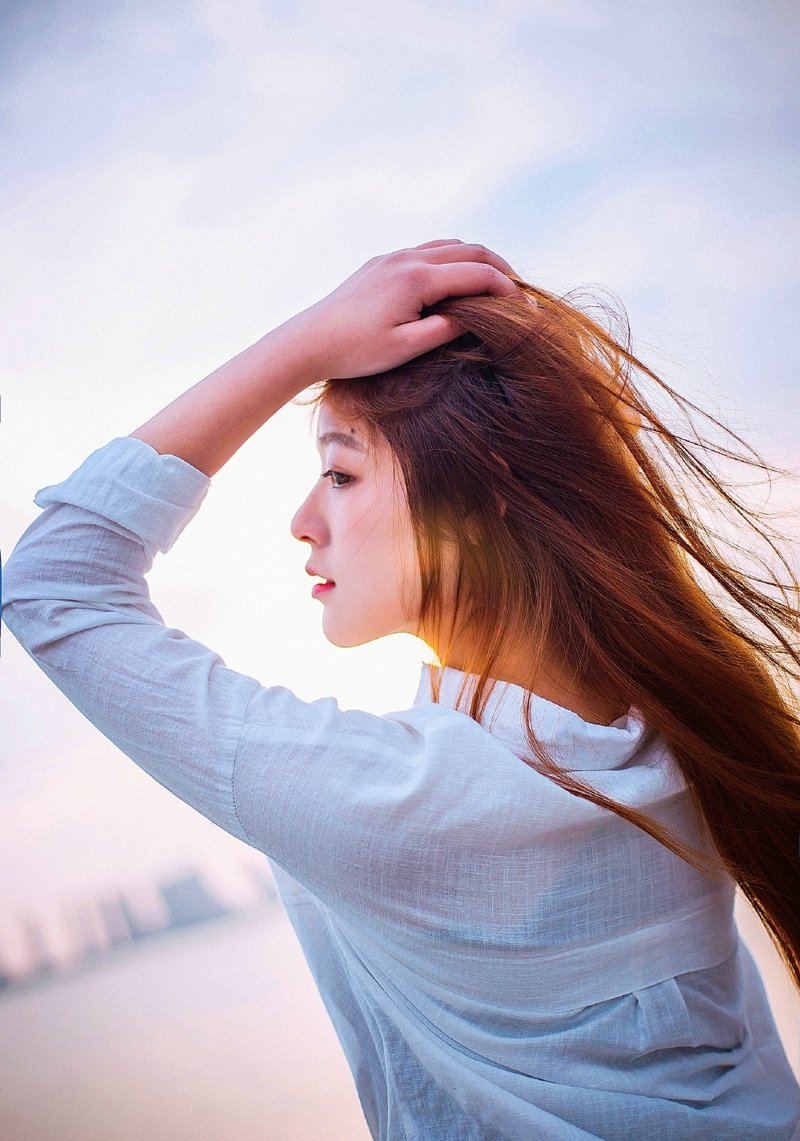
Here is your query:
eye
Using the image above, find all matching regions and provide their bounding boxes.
[321,469,354,489]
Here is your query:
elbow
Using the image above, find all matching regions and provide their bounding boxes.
[2,593,62,661]
[3,528,159,664]
[2,554,71,660]
[2,553,33,635]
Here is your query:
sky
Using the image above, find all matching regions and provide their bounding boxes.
[1,0,799,956]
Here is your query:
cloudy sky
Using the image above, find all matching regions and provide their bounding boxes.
[1,0,798,948]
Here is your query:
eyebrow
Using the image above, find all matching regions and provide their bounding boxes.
[316,430,366,453]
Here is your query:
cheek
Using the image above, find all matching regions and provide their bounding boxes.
[341,468,419,614]
[389,516,421,618]
[352,551,398,603]
[352,507,417,616]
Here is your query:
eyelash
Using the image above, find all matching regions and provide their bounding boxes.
[321,469,354,489]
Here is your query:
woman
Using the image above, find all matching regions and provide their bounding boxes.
[4,240,800,1139]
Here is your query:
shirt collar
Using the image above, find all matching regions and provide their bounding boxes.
[412,662,652,772]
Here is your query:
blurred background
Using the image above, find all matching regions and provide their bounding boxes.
[1,1,798,1137]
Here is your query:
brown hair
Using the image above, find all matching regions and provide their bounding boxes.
[298,281,800,989]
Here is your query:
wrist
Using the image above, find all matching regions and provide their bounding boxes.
[264,305,334,391]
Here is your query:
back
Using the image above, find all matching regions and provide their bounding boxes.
[4,436,798,1139]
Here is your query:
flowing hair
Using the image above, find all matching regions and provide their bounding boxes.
[296,280,800,990]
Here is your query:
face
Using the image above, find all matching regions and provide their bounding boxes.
[290,401,423,648]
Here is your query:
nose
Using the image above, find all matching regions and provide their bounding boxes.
[290,483,326,546]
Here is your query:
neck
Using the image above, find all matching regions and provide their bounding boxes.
[434,640,627,728]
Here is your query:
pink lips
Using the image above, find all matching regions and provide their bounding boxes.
[306,566,335,599]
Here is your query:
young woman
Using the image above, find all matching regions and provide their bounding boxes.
[4,240,800,1139]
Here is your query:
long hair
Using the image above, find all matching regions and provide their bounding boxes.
[298,281,800,990]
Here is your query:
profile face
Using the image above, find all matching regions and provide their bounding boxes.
[290,401,422,648]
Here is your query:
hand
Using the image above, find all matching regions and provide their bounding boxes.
[293,239,518,380]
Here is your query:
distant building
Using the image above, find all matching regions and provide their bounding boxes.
[0,862,267,994]
[20,917,57,980]
[159,871,231,929]
[99,896,134,946]
[118,884,169,942]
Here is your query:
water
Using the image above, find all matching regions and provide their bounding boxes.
[0,907,370,1141]
[1,895,796,1140]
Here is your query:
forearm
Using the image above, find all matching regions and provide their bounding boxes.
[128,242,517,476]
[2,438,256,843]
[128,312,321,477]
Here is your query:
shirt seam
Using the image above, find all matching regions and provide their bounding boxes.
[231,680,263,848]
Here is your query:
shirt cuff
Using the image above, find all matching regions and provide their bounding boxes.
[33,436,211,554]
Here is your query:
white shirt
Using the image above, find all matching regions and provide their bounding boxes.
[3,436,799,1139]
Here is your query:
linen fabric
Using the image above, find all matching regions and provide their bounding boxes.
[3,436,799,1140]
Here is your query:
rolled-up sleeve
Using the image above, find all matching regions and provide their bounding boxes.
[2,437,264,844]
[0,438,469,912]
[1,436,438,902]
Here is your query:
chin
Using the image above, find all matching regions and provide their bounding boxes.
[322,614,391,649]
[323,631,360,649]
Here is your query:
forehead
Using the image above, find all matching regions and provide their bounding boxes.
[316,402,368,454]
[315,401,402,489]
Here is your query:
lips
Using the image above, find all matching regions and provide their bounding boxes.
[306,566,336,599]
[306,565,336,587]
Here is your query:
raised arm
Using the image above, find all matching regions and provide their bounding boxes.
[1,242,516,877]
[129,241,516,475]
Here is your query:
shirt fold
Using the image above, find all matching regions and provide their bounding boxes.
[3,435,798,1140]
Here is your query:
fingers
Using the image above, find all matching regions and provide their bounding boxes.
[418,261,519,308]
[413,239,465,250]
[409,239,516,277]
[395,312,459,358]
